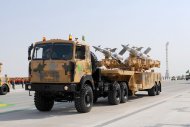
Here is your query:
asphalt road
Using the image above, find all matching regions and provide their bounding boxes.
[0,81,190,127]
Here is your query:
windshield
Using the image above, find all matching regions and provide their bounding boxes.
[52,43,73,60]
[33,43,73,60]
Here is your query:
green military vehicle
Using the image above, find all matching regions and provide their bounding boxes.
[26,35,161,113]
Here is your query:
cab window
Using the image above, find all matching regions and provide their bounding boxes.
[33,44,52,60]
[33,43,73,60]
[75,46,85,60]
[52,43,73,60]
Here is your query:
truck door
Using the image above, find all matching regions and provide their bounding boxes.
[74,45,91,82]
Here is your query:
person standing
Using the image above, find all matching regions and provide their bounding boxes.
[10,78,15,90]
[21,78,24,88]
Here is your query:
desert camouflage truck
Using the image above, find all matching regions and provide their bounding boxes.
[0,63,10,95]
[26,35,161,113]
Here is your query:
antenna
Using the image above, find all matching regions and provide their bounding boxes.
[165,42,169,79]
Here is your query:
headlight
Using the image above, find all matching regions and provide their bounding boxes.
[64,86,68,91]
[28,85,31,90]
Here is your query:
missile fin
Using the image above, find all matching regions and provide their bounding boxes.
[144,47,151,54]
[119,48,127,55]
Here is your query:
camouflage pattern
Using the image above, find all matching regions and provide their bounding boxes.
[30,39,92,84]
[98,59,126,69]
[125,56,160,71]
[130,72,161,93]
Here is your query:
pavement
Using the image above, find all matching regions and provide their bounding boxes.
[9,85,25,93]
[0,80,190,127]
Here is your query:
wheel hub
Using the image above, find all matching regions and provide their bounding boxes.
[124,88,128,98]
[116,90,120,100]
[85,93,91,107]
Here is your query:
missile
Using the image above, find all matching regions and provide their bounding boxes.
[121,44,139,56]
[138,53,149,59]
[104,48,117,52]
[117,44,142,62]
[93,46,124,62]
[104,47,122,61]
[93,46,111,58]
[132,46,143,51]
[112,53,124,61]
[137,47,151,59]
[122,44,151,59]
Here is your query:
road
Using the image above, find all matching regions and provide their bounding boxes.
[0,81,190,127]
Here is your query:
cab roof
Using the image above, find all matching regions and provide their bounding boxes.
[34,39,89,46]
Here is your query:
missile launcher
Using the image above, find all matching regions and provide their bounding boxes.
[93,44,160,71]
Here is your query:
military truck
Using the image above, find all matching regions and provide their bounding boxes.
[0,63,10,95]
[26,35,161,113]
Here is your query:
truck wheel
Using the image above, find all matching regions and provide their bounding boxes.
[120,82,128,103]
[75,85,93,113]
[34,92,54,111]
[0,84,9,95]
[108,82,121,105]
[148,85,157,96]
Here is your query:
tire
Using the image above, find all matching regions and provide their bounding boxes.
[75,85,93,113]
[34,91,54,111]
[108,82,121,105]
[120,82,128,103]
[0,84,9,95]
[148,85,157,96]
[90,52,98,73]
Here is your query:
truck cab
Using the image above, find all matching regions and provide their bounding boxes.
[26,36,95,113]
[29,39,92,84]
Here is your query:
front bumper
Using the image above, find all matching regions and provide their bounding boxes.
[25,83,77,92]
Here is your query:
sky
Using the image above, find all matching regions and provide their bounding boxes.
[0,0,190,77]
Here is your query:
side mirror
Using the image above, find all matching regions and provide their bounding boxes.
[28,56,31,60]
[28,44,33,61]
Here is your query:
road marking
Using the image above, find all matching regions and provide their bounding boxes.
[0,104,8,107]
[0,103,15,108]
